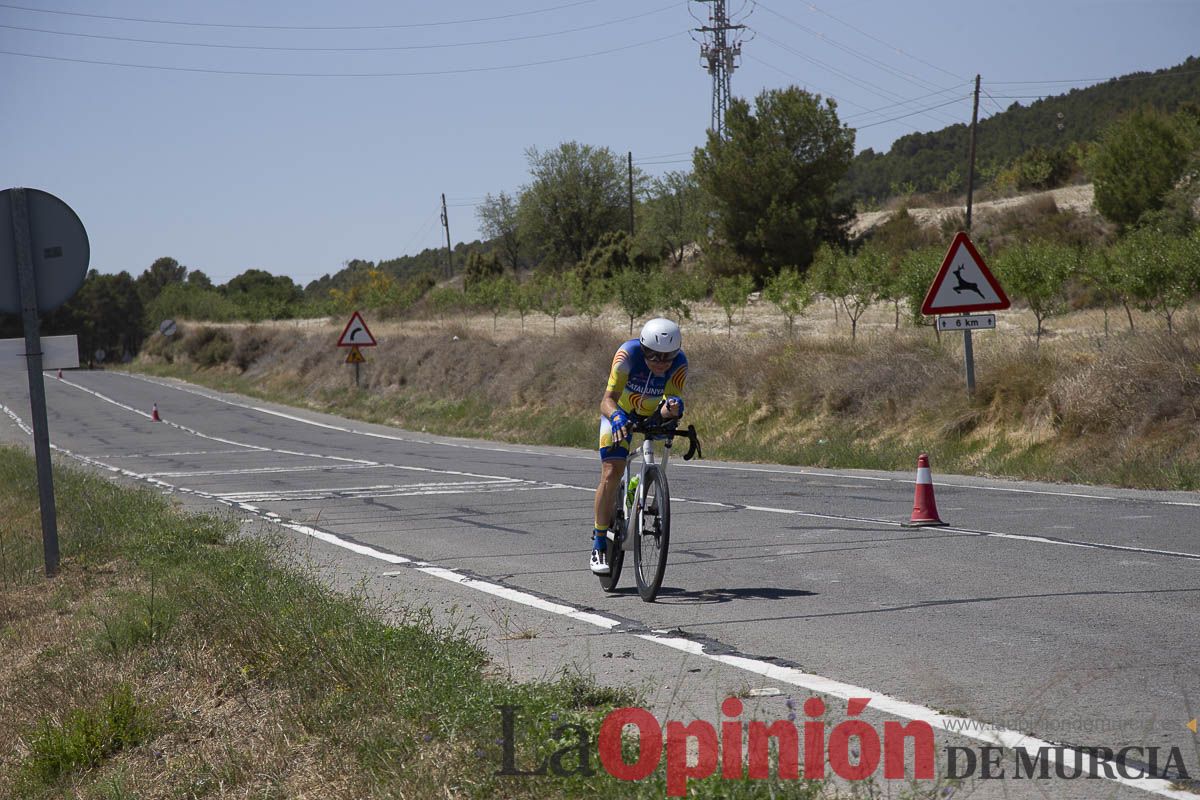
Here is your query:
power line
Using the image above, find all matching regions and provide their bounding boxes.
[840,83,973,121]
[755,31,959,127]
[0,4,677,53]
[0,30,685,77]
[753,1,956,97]
[800,1,966,83]
[0,0,603,31]
[744,52,956,139]
[853,95,970,130]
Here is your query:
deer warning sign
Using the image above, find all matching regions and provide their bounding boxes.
[921,232,1010,315]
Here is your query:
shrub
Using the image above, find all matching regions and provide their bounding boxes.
[183,327,233,366]
[232,326,278,372]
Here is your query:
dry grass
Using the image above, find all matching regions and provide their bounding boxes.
[0,550,364,799]
[133,295,1200,489]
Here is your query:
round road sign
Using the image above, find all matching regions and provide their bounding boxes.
[0,188,90,315]
[160,319,178,337]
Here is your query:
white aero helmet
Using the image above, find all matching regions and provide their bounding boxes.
[639,317,681,354]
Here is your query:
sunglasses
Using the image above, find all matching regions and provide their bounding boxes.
[644,350,677,363]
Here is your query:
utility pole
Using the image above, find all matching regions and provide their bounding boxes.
[964,74,981,233]
[962,74,982,396]
[628,152,635,236]
[693,0,745,138]
[440,193,453,280]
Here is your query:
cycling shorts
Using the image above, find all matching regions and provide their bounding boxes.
[598,415,630,462]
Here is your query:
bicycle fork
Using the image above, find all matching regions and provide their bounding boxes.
[616,437,670,552]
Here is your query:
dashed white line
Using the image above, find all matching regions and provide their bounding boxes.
[117,370,1200,508]
[3,398,1195,798]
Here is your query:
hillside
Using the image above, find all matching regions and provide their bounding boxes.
[840,56,1200,204]
[848,184,1096,237]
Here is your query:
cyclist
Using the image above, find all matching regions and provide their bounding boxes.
[591,317,687,574]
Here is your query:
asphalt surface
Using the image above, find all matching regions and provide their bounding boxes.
[2,368,1199,799]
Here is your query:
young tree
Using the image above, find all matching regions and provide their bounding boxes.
[518,142,632,269]
[809,245,878,341]
[427,286,462,326]
[512,276,540,332]
[612,268,655,335]
[713,274,754,336]
[1116,227,1200,334]
[995,241,1075,344]
[1079,246,1128,336]
[694,86,855,278]
[567,270,607,324]
[762,267,811,336]
[534,271,569,334]
[896,246,944,328]
[650,269,696,323]
[476,191,523,271]
[468,275,515,333]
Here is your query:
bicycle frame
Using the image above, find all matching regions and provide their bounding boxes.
[617,433,673,552]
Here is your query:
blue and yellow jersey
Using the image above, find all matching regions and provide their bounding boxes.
[606,339,687,418]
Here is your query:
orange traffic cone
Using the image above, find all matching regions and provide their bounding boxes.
[902,453,947,527]
[151,403,161,422]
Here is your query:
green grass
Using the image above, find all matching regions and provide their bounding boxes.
[0,447,853,799]
[17,684,153,793]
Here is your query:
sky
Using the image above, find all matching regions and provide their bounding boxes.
[4,0,1199,288]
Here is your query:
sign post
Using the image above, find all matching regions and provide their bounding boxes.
[336,311,377,388]
[1,188,90,577]
[920,232,1009,395]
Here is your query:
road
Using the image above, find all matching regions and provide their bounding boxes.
[3,369,1198,799]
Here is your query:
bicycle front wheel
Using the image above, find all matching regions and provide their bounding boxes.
[632,465,670,602]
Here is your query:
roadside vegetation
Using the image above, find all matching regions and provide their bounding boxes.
[135,303,1200,491]
[1,447,854,798]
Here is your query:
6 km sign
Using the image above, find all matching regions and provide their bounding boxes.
[922,232,1008,397]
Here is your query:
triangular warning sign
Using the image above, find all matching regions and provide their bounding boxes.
[337,311,377,347]
[345,346,366,364]
[921,232,1010,315]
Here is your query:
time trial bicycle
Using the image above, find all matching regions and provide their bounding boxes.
[597,411,701,602]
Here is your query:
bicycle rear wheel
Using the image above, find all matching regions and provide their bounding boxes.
[598,493,625,592]
[632,465,670,602]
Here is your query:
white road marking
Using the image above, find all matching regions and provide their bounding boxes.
[3,400,1194,797]
[9,388,1200,562]
[635,635,1197,800]
[217,479,522,501]
[117,371,1200,508]
[146,463,387,478]
[88,449,252,459]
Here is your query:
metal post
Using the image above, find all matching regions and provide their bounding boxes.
[354,361,360,388]
[963,327,976,396]
[11,188,60,576]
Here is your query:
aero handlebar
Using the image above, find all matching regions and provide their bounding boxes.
[628,416,703,461]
